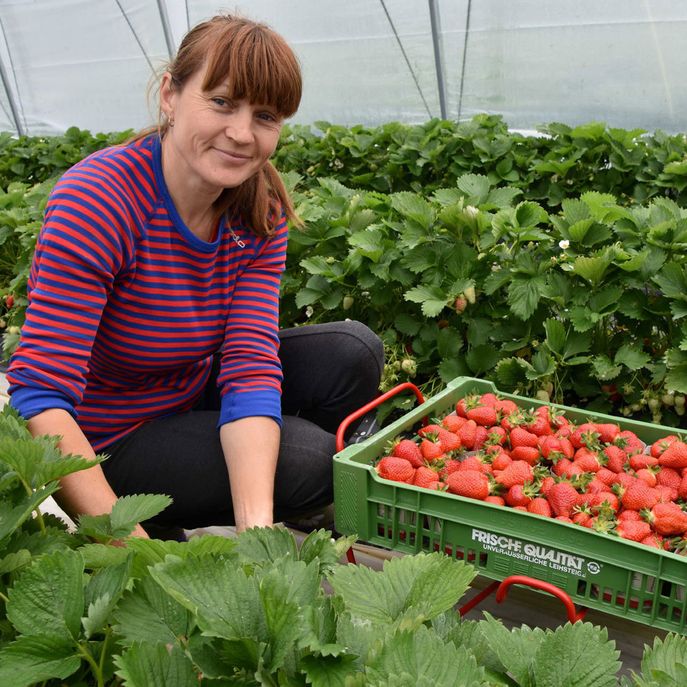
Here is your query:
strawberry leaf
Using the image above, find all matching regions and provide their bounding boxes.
[113,575,193,647]
[329,552,475,626]
[532,622,620,687]
[114,641,198,687]
[7,548,84,640]
[478,612,546,686]
[365,625,484,686]
[110,494,172,537]
[614,344,651,371]
[404,285,450,317]
[234,524,299,566]
[633,633,687,686]
[0,635,81,687]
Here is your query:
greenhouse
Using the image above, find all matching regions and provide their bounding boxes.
[1,2,687,685]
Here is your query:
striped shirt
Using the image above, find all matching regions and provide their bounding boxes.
[7,134,286,451]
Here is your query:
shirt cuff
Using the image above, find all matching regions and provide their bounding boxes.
[218,388,283,429]
[9,385,76,421]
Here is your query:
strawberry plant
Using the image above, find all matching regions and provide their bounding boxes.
[1,404,687,684]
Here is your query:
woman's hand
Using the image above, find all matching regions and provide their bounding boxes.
[220,416,280,532]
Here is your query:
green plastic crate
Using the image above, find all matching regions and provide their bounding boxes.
[333,376,687,633]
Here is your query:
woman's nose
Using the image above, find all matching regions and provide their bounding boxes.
[225,107,254,143]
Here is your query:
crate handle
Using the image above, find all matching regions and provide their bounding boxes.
[335,381,426,452]
[495,575,588,623]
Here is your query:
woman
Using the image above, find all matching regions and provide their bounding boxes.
[7,15,383,537]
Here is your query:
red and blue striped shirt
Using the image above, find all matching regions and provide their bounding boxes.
[8,134,286,451]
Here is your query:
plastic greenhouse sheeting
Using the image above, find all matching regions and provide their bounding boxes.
[0,0,685,136]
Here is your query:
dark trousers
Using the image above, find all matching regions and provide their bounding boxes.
[100,321,384,529]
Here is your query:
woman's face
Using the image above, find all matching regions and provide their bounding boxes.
[160,66,284,200]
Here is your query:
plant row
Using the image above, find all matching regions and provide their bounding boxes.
[379,391,687,551]
[3,117,687,210]
[0,405,685,686]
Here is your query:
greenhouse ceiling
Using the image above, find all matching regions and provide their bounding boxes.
[0,0,685,136]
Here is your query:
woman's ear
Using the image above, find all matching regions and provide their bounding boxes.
[159,72,176,120]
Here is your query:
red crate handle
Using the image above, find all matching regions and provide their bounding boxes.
[495,575,588,624]
[335,381,426,453]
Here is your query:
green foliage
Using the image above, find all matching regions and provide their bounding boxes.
[0,409,682,685]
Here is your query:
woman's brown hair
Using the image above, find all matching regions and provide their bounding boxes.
[133,15,302,236]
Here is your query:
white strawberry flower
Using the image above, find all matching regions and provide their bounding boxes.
[558,239,570,250]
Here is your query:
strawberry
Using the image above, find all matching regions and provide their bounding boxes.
[376,457,415,483]
[527,497,552,517]
[484,425,507,446]
[572,509,592,527]
[616,520,652,542]
[650,435,679,459]
[595,423,620,444]
[640,533,666,549]
[510,445,540,465]
[466,404,498,427]
[417,425,462,453]
[446,469,490,500]
[479,392,500,407]
[635,468,657,487]
[619,479,659,511]
[539,475,555,496]
[473,425,489,451]
[524,406,553,436]
[679,472,687,500]
[484,495,506,506]
[589,491,619,513]
[618,509,642,522]
[509,426,539,449]
[420,438,444,462]
[629,453,658,471]
[655,484,678,503]
[656,466,682,491]
[616,430,644,456]
[658,441,687,469]
[494,399,519,416]
[504,484,533,508]
[413,465,440,489]
[596,467,617,486]
[539,435,573,460]
[603,445,627,473]
[573,447,602,472]
[440,458,463,478]
[490,451,512,471]
[391,438,424,468]
[648,502,687,536]
[570,423,600,449]
[546,482,580,517]
[458,420,478,450]
[441,414,467,433]
[459,455,490,474]
[494,460,534,489]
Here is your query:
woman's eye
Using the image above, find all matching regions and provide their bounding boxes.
[211,97,230,107]
[257,112,278,123]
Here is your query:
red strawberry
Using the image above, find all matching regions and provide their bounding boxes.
[525,406,553,436]
[629,453,658,471]
[618,509,642,521]
[420,438,444,462]
[484,495,506,506]
[616,430,644,456]
[484,425,507,446]
[458,420,478,450]
[656,466,682,491]
[466,404,498,427]
[441,414,467,433]
[527,497,552,517]
[494,460,534,489]
[570,423,600,449]
[539,475,555,496]
[510,426,539,449]
[446,469,490,500]
[640,533,666,549]
[616,520,652,542]
[635,468,657,487]
[494,399,519,416]
[603,445,627,473]
[391,438,424,467]
[473,425,489,451]
[458,455,490,474]
[619,479,659,511]
[658,441,687,470]
[650,435,679,459]
[440,458,463,478]
[504,484,533,508]
[490,451,512,471]
[479,392,500,407]
[510,446,540,465]
[589,491,619,513]
[573,447,602,472]
[595,423,620,444]
[679,473,687,500]
[376,457,415,483]
[413,466,440,489]
[547,482,580,517]
[596,467,617,486]
[648,502,687,536]
[539,435,573,460]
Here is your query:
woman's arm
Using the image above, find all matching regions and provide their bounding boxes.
[220,416,280,531]
[28,408,148,538]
